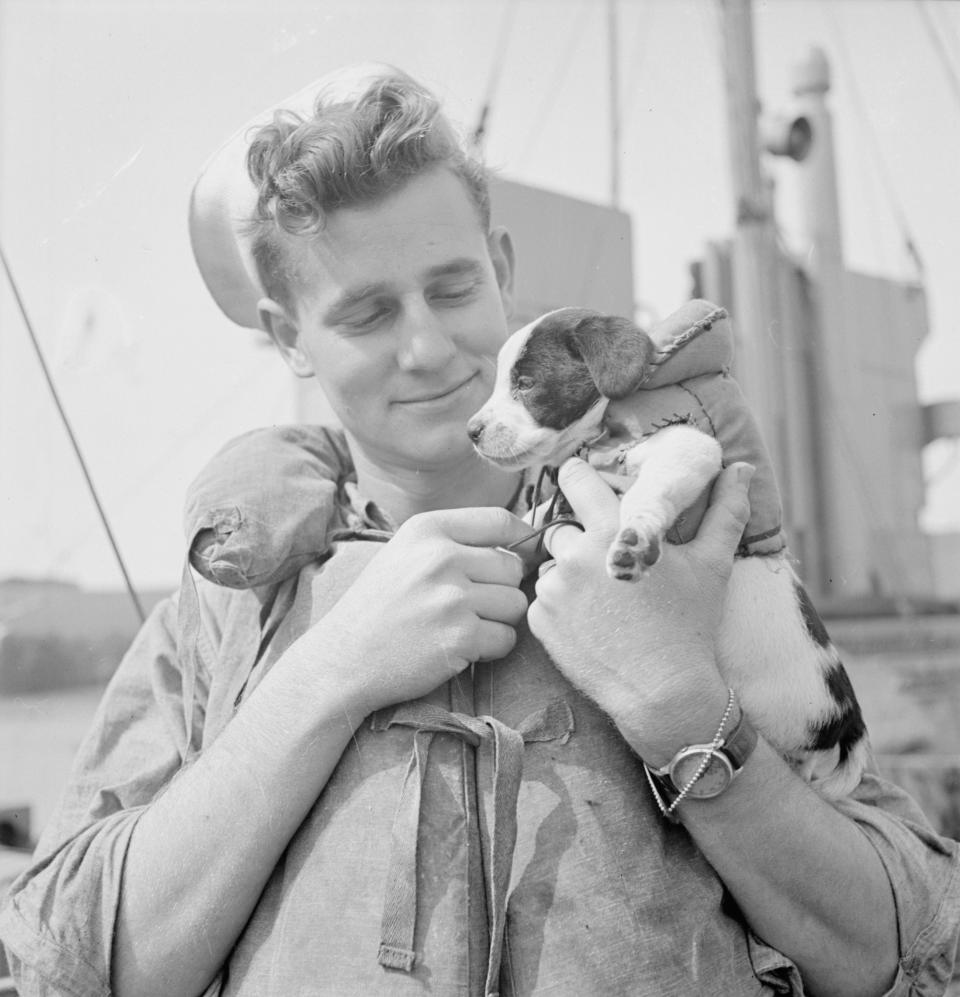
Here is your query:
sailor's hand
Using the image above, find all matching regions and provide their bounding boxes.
[527,458,754,763]
[296,507,530,715]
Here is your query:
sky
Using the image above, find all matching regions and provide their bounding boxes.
[0,0,958,592]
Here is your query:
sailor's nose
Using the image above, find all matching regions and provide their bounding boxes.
[466,417,485,444]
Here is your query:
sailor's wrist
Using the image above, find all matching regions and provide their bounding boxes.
[642,689,761,818]
[623,673,732,770]
[275,631,379,722]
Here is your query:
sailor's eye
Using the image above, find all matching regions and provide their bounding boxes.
[515,375,534,391]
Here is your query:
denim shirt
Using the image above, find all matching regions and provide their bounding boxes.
[2,433,959,996]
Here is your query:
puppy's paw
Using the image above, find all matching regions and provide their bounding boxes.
[606,524,662,581]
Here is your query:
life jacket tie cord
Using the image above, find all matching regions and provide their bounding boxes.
[371,698,574,995]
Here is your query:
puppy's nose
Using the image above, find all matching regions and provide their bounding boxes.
[466,416,484,444]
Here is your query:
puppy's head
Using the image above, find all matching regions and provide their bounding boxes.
[467,307,655,468]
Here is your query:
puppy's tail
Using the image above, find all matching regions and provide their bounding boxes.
[791,654,871,799]
[788,730,873,800]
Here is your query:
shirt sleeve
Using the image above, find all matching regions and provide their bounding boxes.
[838,772,960,995]
[744,770,960,996]
[0,594,198,997]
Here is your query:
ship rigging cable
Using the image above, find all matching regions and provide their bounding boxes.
[927,0,960,64]
[822,2,925,279]
[516,0,593,170]
[471,0,521,149]
[0,242,146,624]
[915,0,960,112]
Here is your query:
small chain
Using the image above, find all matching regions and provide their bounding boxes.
[644,688,737,820]
[503,466,584,553]
[503,516,583,551]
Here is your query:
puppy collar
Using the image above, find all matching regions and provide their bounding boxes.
[575,426,610,458]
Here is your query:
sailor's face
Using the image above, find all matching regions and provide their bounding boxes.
[283,167,514,471]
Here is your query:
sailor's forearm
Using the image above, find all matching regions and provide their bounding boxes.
[679,739,898,997]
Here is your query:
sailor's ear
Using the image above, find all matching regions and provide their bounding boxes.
[487,226,516,319]
[572,315,657,399]
[258,298,314,378]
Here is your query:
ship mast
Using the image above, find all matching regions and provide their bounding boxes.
[607,0,621,208]
[717,0,785,472]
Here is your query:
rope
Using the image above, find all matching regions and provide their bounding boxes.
[926,0,960,63]
[471,0,522,149]
[0,242,146,624]
[515,0,594,170]
[915,0,960,113]
[36,357,291,576]
[822,3,926,278]
[618,0,656,136]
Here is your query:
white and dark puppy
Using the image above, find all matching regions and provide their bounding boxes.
[467,306,869,798]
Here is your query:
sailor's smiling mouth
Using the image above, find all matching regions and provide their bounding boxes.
[396,373,479,406]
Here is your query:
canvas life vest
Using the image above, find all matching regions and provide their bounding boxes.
[176,395,790,994]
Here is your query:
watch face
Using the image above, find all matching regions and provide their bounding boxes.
[671,751,734,799]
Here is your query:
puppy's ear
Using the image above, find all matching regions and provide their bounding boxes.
[572,315,656,399]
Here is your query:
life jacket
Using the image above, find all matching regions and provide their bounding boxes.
[178,351,793,994]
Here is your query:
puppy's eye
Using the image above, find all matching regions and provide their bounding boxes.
[515,375,534,392]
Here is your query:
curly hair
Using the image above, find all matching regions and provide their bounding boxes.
[245,68,490,312]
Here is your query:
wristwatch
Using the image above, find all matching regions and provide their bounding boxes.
[649,709,759,801]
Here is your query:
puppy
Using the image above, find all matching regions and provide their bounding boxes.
[467,302,869,799]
